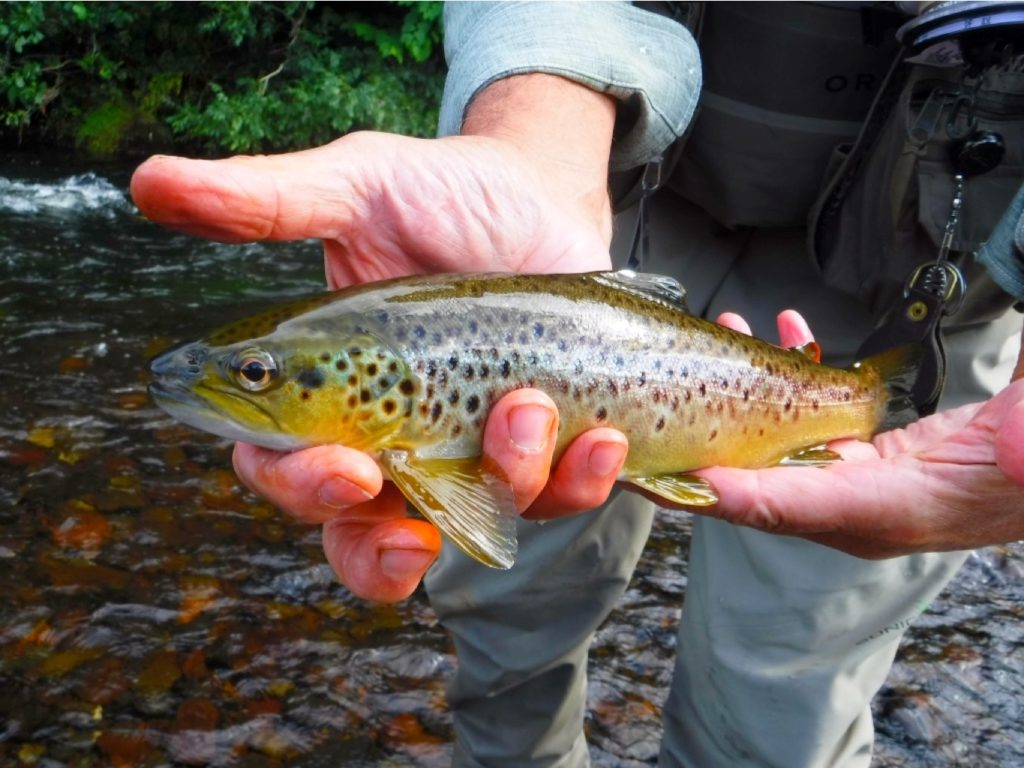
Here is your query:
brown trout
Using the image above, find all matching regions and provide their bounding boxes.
[149,271,917,569]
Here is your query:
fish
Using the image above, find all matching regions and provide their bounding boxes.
[148,270,918,569]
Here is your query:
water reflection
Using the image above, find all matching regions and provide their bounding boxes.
[0,154,1021,766]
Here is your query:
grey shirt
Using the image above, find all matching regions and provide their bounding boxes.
[439,1,700,172]
[439,0,1024,303]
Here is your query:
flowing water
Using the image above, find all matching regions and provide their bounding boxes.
[0,154,1021,767]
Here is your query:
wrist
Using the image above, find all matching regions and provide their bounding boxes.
[461,73,615,244]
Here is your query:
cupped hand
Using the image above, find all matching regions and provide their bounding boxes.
[132,127,619,602]
[130,132,612,285]
[673,312,1024,558]
[698,380,1024,558]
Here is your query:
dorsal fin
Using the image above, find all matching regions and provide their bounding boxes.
[594,270,689,311]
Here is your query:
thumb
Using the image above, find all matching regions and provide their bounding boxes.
[130,138,360,243]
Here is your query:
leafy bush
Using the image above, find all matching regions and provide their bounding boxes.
[0,1,445,155]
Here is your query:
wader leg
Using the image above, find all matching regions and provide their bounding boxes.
[425,491,655,768]
[657,223,1020,767]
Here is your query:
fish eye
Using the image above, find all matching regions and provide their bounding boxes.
[232,349,278,392]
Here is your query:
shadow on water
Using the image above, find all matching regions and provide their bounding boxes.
[0,153,1021,766]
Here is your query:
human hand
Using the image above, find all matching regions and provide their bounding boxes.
[699,378,1024,558]
[679,313,1024,558]
[132,76,621,601]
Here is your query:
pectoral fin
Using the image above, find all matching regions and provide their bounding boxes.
[381,451,518,570]
[630,473,718,507]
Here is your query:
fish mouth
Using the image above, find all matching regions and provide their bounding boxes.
[148,380,305,451]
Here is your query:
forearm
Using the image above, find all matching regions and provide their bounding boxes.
[462,73,616,240]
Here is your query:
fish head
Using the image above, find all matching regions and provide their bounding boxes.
[148,325,417,452]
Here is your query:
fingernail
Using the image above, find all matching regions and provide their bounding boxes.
[508,405,554,452]
[588,440,627,478]
[319,477,374,509]
[380,549,437,581]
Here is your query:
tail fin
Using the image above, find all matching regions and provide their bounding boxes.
[850,345,922,432]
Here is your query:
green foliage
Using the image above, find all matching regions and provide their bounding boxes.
[0,1,445,155]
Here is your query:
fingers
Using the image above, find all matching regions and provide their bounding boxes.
[715,310,816,350]
[130,140,359,243]
[481,388,628,519]
[232,442,382,524]
[234,443,439,602]
[524,429,628,519]
[775,309,814,349]
[715,312,751,335]
[481,389,560,513]
[322,485,442,603]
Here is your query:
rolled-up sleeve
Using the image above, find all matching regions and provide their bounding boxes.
[976,182,1024,303]
[440,1,701,172]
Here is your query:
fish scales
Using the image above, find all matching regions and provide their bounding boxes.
[149,271,917,568]
[365,274,879,473]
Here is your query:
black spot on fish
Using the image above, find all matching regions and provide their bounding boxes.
[383,399,396,415]
[367,363,378,377]
[469,320,478,335]
[319,353,331,363]
[430,401,443,423]
[389,361,399,373]
[463,364,474,380]
[350,346,362,357]
[784,399,792,412]
[432,332,443,344]
[639,371,646,387]
[765,363,774,376]
[465,394,480,414]
[348,375,358,387]
[426,361,438,379]
[336,359,348,372]
[399,379,415,396]
[709,429,718,441]
[414,325,426,339]
[347,394,358,408]
[655,416,665,432]
[596,406,608,421]
[533,322,544,339]
[500,360,512,378]
[448,391,460,405]
[378,376,391,390]
[301,390,311,401]
[297,368,326,389]
[448,355,459,371]
[698,382,706,397]
[360,389,371,404]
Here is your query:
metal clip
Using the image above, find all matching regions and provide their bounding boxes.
[904,260,966,316]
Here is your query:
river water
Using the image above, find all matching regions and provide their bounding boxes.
[0,154,1021,766]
